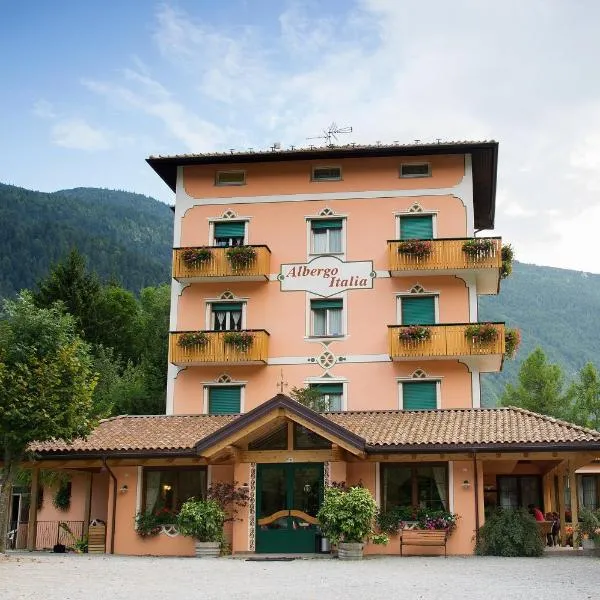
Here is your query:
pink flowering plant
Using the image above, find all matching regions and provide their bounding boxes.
[398,325,432,342]
[397,240,433,258]
[377,506,458,535]
[182,247,213,266]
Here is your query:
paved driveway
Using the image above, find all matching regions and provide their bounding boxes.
[1,553,598,600]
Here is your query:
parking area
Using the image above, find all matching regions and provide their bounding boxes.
[1,552,598,600]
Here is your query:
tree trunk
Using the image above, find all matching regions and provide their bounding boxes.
[0,453,16,554]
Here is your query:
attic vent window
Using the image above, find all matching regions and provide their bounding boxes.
[312,166,342,182]
[215,170,246,186]
[400,163,431,178]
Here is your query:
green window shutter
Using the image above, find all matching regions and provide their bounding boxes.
[400,216,433,240]
[311,299,343,310]
[311,383,343,395]
[214,222,245,238]
[403,382,437,410]
[211,303,243,312]
[208,386,241,414]
[401,296,435,325]
[311,219,343,230]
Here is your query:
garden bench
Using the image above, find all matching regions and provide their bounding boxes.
[399,529,448,557]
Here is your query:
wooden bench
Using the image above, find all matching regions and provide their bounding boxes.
[400,529,449,557]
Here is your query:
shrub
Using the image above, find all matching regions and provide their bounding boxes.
[53,482,72,512]
[574,508,600,546]
[397,240,433,257]
[177,332,209,348]
[177,498,226,543]
[500,244,514,279]
[475,508,544,557]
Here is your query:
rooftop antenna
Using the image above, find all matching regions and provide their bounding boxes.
[307,122,353,146]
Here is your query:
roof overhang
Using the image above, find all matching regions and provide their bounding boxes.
[147,141,498,230]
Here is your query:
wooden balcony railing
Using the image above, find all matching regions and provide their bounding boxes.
[169,330,270,365]
[388,237,502,274]
[388,323,505,361]
[172,246,271,281]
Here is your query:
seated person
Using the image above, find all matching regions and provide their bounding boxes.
[528,503,545,522]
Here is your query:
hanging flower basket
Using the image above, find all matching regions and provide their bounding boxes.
[182,248,213,266]
[223,331,254,352]
[226,246,256,270]
[504,327,521,359]
[500,244,514,279]
[397,240,433,258]
[178,332,209,348]
[398,325,432,342]
[464,323,499,343]
[462,239,494,257]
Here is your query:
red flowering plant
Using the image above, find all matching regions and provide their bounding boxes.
[398,325,432,343]
[135,507,177,538]
[377,506,458,536]
[397,240,433,258]
[182,247,213,266]
[504,328,521,359]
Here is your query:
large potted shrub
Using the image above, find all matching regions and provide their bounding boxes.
[575,508,600,550]
[317,486,387,560]
[177,498,226,557]
[475,508,544,557]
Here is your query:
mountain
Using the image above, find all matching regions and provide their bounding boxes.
[1,182,598,406]
[0,184,173,297]
[479,262,600,405]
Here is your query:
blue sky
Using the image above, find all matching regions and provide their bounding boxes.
[2,0,600,273]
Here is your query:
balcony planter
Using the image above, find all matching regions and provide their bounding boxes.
[504,328,521,359]
[223,331,254,352]
[182,248,213,267]
[500,244,514,279]
[397,240,433,258]
[464,323,499,343]
[398,325,432,342]
[178,332,209,349]
[226,246,257,270]
[462,239,494,257]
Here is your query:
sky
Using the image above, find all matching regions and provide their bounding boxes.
[2,0,600,273]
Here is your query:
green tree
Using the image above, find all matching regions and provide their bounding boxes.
[499,347,571,419]
[290,386,330,412]
[0,293,98,552]
[568,362,600,430]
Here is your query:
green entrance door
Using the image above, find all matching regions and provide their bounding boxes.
[256,463,324,553]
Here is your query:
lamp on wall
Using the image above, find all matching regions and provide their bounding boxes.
[462,480,471,489]
[119,484,129,494]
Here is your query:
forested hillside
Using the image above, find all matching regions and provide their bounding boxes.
[0,184,172,297]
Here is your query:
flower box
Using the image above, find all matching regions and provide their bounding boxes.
[177,332,209,348]
[223,331,254,352]
[226,246,257,270]
[464,323,499,343]
[398,325,432,342]
[182,248,213,266]
[397,240,433,258]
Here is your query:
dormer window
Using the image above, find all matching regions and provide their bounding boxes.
[312,166,342,181]
[400,163,431,178]
[215,170,246,186]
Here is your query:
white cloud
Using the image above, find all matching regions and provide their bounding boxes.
[32,100,57,120]
[51,118,112,151]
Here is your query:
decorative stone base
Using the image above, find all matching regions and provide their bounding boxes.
[337,542,364,560]
[194,541,220,558]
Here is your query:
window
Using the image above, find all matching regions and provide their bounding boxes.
[213,221,245,247]
[400,215,433,239]
[310,383,343,411]
[582,476,598,509]
[401,381,438,410]
[400,163,431,178]
[381,464,448,512]
[215,170,246,186]
[310,219,343,254]
[312,166,342,181]
[143,467,207,514]
[311,298,343,337]
[497,475,542,509]
[293,423,332,449]
[211,302,243,331]
[248,423,288,450]
[400,296,435,325]
[208,386,242,414]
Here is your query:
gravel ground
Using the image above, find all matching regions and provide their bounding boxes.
[1,552,598,600]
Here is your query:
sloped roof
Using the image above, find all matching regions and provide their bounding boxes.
[28,404,600,458]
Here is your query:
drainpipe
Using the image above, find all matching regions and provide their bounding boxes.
[473,451,480,539]
[102,457,117,555]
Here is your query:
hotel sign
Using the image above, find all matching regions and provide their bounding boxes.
[278,256,375,297]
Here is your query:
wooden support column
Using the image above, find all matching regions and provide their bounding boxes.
[543,473,552,514]
[26,468,39,551]
[569,463,578,539]
[557,472,566,547]
[82,472,93,538]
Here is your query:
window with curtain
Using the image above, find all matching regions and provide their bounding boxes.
[311,298,343,337]
[310,383,343,411]
[582,476,598,509]
[381,464,448,512]
[143,468,207,514]
[213,221,246,247]
[310,219,343,254]
[211,302,243,331]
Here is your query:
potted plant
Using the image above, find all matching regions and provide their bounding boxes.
[317,486,387,560]
[177,498,226,557]
[177,331,209,349]
[462,238,494,256]
[500,244,514,279]
[226,246,256,270]
[398,325,432,343]
[575,508,600,550]
[504,328,521,359]
[182,247,213,267]
[464,323,499,343]
[397,240,433,258]
[223,331,253,352]
[377,506,458,536]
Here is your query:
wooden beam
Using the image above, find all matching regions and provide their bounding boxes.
[558,472,566,547]
[358,453,473,463]
[20,457,207,470]
[26,468,39,551]
[82,472,93,539]
[569,463,578,540]
[240,449,339,463]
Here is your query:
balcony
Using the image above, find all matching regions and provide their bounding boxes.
[387,238,502,294]
[172,246,271,282]
[169,330,270,366]
[388,322,505,372]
